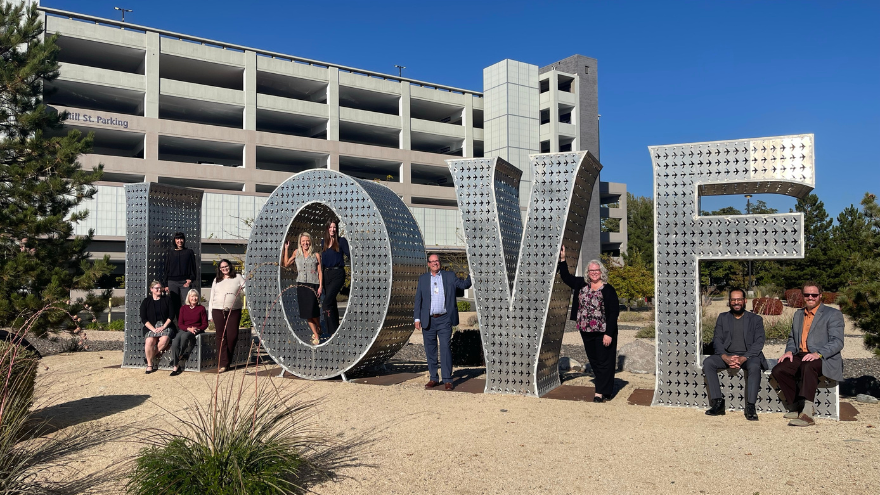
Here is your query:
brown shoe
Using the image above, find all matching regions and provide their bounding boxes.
[788,413,815,427]
[444,382,454,391]
[425,380,440,389]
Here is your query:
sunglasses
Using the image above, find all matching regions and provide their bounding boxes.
[803,293,821,298]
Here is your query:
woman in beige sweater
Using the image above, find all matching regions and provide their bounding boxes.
[208,259,245,372]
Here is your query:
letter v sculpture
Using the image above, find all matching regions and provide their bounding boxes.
[447,152,601,397]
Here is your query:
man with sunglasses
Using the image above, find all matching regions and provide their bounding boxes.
[771,281,845,426]
[703,288,768,420]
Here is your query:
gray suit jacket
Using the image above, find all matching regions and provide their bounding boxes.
[712,311,768,369]
[785,304,845,382]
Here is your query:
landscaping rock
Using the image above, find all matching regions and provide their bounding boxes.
[558,357,582,372]
[856,393,879,404]
[618,339,655,374]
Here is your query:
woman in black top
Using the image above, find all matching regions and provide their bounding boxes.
[320,219,350,337]
[558,246,620,402]
[140,280,176,373]
[163,232,197,318]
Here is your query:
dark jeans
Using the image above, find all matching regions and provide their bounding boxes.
[581,331,617,398]
[212,309,241,369]
[702,354,763,403]
[322,268,345,335]
[422,313,452,383]
[171,331,197,368]
[771,352,824,402]
[167,280,188,321]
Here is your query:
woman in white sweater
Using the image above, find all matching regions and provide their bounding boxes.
[208,259,245,372]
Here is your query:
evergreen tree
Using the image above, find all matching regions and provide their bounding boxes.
[623,192,654,269]
[839,193,880,356]
[0,2,110,333]
[826,205,871,290]
[772,194,836,290]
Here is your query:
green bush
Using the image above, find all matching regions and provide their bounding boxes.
[618,311,651,323]
[108,319,125,331]
[634,324,655,339]
[764,314,794,340]
[701,316,716,344]
[126,380,349,495]
[456,301,471,312]
[239,307,253,329]
[0,341,38,426]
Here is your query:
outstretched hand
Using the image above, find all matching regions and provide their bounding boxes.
[559,245,566,262]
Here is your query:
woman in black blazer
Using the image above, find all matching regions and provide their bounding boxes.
[140,280,176,373]
[558,246,620,402]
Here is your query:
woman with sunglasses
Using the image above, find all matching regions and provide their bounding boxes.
[140,280,175,373]
[558,247,620,402]
[208,259,246,372]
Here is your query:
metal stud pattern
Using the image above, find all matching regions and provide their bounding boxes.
[650,134,839,419]
[448,152,601,397]
[245,169,424,379]
[122,183,203,370]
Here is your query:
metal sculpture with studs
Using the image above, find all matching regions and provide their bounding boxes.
[245,169,424,379]
[650,134,839,419]
[447,152,601,397]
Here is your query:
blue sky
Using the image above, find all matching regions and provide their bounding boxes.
[43,0,879,219]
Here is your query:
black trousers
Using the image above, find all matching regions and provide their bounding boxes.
[322,268,345,335]
[580,331,617,398]
[213,309,241,369]
[702,354,763,403]
[171,331,197,367]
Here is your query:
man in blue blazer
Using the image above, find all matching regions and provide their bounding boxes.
[771,281,844,427]
[414,253,472,390]
[703,288,768,420]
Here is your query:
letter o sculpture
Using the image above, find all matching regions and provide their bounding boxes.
[245,169,425,379]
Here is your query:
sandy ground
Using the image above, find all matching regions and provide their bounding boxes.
[32,333,880,493]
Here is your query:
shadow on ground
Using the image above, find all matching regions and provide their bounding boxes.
[31,394,150,433]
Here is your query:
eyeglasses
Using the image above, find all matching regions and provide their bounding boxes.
[588,269,601,273]
[803,293,821,298]
[428,260,440,264]
[730,298,745,302]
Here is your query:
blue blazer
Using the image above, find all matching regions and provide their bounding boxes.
[414,270,472,330]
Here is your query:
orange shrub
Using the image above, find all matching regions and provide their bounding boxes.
[822,292,838,304]
[785,289,805,308]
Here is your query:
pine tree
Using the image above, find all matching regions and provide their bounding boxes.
[623,192,654,269]
[839,193,880,356]
[0,2,110,334]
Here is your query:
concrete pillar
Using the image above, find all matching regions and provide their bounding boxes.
[144,32,160,119]
[399,161,412,203]
[327,151,339,171]
[243,182,256,193]
[399,83,411,150]
[549,71,559,153]
[244,51,257,131]
[463,97,473,157]
[327,67,340,141]
[243,132,256,170]
[144,132,159,161]
[573,74,581,151]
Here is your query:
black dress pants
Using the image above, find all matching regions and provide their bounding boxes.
[580,331,617,398]
[322,268,345,335]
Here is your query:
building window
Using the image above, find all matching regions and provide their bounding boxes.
[584,66,590,74]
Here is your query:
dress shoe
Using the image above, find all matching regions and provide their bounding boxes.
[788,413,815,427]
[218,367,227,373]
[705,398,726,416]
[424,380,440,389]
[169,368,183,377]
[783,399,805,419]
[744,403,758,421]
[593,395,605,403]
[444,382,454,391]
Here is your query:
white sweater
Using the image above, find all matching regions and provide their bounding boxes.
[208,274,246,316]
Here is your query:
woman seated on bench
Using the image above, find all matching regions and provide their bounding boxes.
[140,280,175,374]
[169,288,208,376]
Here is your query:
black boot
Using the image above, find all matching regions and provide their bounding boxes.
[705,398,726,416]
[744,402,758,421]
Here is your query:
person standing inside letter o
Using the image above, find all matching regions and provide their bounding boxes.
[320,219,349,338]
[558,247,620,402]
[283,233,323,346]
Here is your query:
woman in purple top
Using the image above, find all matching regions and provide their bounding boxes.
[558,246,620,402]
[169,289,208,376]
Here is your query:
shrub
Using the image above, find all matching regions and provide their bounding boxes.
[0,341,38,425]
[752,297,783,315]
[785,289,805,308]
[764,314,794,340]
[701,315,717,344]
[110,296,126,307]
[822,292,839,305]
[108,318,125,331]
[239,307,252,329]
[634,324,655,339]
[456,301,471,312]
[619,311,651,323]
[754,284,782,299]
[126,378,357,495]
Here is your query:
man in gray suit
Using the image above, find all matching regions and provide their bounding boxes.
[703,288,767,420]
[414,253,472,391]
[771,281,845,427]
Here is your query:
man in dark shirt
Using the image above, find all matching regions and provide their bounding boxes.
[703,288,768,420]
[163,232,197,318]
